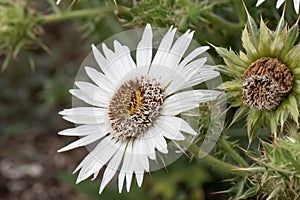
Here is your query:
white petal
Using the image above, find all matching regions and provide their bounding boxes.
[186,67,220,88]
[62,114,106,124]
[293,0,300,13]
[136,24,152,69]
[177,46,209,69]
[126,172,133,192]
[134,139,150,171]
[163,116,196,135]
[118,171,126,193]
[74,136,120,182]
[99,144,124,193]
[113,40,136,73]
[163,30,194,69]
[136,172,144,187]
[118,140,135,192]
[70,89,105,108]
[152,26,176,67]
[58,124,104,136]
[74,81,109,106]
[59,107,106,117]
[101,43,124,81]
[276,0,285,8]
[137,134,156,160]
[154,120,185,140]
[57,130,109,152]
[161,90,221,115]
[256,0,265,6]
[92,44,108,72]
[147,127,168,153]
[85,67,115,92]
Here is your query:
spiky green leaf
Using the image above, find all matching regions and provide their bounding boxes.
[218,79,242,90]
[215,46,249,69]
[245,11,259,47]
[287,95,299,123]
[241,28,259,60]
[280,23,299,57]
[284,44,300,68]
[258,20,271,56]
[270,27,286,57]
[231,106,248,126]
[247,109,261,140]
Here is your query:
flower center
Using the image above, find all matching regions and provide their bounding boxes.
[242,57,294,110]
[108,77,164,139]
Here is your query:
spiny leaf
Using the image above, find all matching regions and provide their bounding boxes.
[246,109,261,142]
[270,27,286,57]
[280,22,299,57]
[215,46,249,69]
[245,8,259,47]
[287,95,299,123]
[218,79,242,90]
[273,12,285,38]
[230,106,248,127]
[258,19,271,56]
[266,185,283,200]
[283,44,300,68]
[241,28,259,60]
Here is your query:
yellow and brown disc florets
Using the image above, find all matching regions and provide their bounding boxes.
[108,77,164,140]
[242,57,294,110]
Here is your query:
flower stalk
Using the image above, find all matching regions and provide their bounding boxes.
[187,143,248,177]
[37,7,109,24]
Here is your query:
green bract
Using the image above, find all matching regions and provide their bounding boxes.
[0,0,45,71]
[215,13,300,139]
[241,133,300,200]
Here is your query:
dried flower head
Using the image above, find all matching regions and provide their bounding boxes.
[215,12,300,138]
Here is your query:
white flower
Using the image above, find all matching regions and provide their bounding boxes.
[58,24,221,194]
[256,0,300,14]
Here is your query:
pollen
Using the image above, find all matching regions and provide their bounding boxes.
[242,57,294,110]
[108,77,164,139]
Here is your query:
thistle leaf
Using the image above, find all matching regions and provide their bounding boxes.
[280,23,299,57]
[241,28,258,60]
[270,27,286,57]
[218,79,242,90]
[215,46,249,69]
[230,106,248,126]
[247,109,261,141]
[258,20,271,56]
[245,10,259,47]
[287,95,299,123]
[284,44,300,68]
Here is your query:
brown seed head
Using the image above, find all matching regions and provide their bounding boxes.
[242,57,294,110]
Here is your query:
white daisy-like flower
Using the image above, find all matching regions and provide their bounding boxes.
[58,24,222,194]
[256,0,300,14]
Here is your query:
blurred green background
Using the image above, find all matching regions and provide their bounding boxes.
[0,0,298,199]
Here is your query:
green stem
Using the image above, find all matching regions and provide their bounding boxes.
[220,138,249,168]
[37,7,109,24]
[232,0,246,25]
[188,143,247,177]
[201,11,243,32]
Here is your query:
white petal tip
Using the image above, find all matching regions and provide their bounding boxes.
[145,24,151,29]
[57,148,64,153]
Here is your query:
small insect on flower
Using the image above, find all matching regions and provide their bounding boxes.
[215,11,300,138]
[256,0,300,14]
[58,24,221,194]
